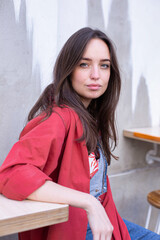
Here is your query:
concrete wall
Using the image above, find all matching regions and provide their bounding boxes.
[0,0,41,162]
[0,0,160,239]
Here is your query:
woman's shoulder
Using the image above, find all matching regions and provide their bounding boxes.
[20,105,79,138]
[53,105,79,121]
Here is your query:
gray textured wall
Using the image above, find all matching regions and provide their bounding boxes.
[0,0,160,239]
[0,1,41,163]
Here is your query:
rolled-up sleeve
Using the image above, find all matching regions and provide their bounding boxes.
[0,112,67,200]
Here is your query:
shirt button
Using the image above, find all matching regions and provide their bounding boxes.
[95,189,99,192]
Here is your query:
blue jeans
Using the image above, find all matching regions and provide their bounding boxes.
[123,219,160,240]
[86,219,160,240]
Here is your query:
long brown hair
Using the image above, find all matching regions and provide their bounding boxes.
[28,27,121,165]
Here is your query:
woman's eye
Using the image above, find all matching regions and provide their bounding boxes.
[101,64,110,69]
[80,63,88,68]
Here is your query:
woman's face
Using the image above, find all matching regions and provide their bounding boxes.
[71,38,111,108]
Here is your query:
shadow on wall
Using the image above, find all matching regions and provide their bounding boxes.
[132,75,152,127]
[0,0,41,164]
[87,0,105,30]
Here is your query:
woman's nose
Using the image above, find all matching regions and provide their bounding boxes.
[90,66,100,80]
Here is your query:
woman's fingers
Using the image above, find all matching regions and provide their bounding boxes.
[87,196,113,240]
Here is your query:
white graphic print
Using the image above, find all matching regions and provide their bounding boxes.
[88,152,99,178]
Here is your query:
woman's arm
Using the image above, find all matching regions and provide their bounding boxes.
[28,180,113,240]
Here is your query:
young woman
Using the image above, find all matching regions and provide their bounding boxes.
[0,28,159,240]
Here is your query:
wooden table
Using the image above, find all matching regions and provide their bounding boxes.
[0,194,69,237]
[123,127,160,144]
[123,127,160,164]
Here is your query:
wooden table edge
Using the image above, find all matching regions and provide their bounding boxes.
[0,204,69,237]
[123,129,160,144]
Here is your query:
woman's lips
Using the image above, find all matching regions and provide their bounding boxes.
[87,84,101,90]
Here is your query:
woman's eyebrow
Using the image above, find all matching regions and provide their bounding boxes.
[80,57,91,61]
[81,57,111,62]
[101,59,111,62]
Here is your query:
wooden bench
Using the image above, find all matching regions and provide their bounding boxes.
[145,190,160,234]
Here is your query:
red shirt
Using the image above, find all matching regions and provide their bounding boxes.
[0,106,130,240]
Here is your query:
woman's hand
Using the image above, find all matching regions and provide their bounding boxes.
[86,195,113,240]
[28,181,113,239]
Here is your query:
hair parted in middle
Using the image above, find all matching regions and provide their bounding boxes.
[28,27,121,165]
